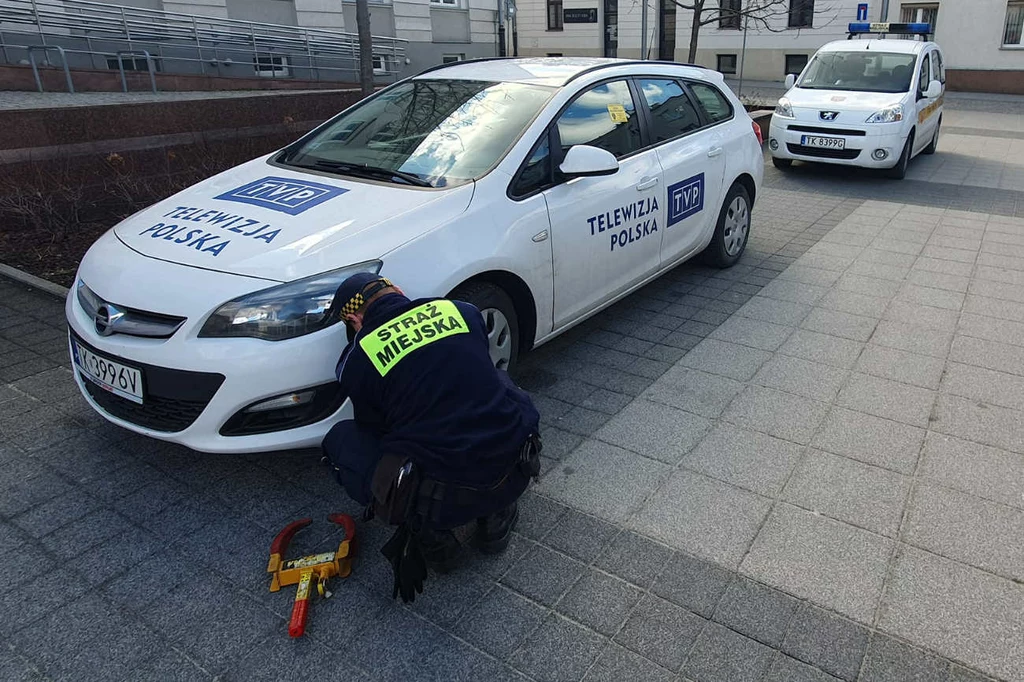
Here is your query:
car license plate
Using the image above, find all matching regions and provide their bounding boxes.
[71,339,144,404]
[801,135,846,149]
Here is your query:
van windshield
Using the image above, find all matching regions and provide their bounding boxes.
[279,79,555,188]
[797,51,918,93]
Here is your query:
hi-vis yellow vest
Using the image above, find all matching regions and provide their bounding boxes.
[359,300,469,377]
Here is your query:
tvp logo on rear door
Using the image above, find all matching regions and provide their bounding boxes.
[214,176,348,215]
[667,173,705,227]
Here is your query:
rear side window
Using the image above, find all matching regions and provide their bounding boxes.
[556,80,643,159]
[638,79,703,142]
[689,83,733,123]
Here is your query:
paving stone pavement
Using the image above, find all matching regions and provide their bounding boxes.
[4,120,1024,680]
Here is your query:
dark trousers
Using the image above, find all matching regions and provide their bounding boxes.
[321,420,530,529]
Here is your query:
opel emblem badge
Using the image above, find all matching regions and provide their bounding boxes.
[819,111,839,121]
[94,303,124,337]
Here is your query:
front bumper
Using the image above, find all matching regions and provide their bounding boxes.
[768,116,906,169]
[65,231,353,454]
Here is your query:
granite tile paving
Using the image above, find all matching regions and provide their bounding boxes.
[3,125,1023,681]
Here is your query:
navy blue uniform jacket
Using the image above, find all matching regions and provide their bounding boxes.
[334,293,540,488]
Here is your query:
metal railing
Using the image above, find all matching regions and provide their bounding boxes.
[0,0,408,92]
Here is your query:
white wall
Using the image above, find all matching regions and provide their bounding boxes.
[891,0,1024,70]
[296,0,347,30]
[517,0,604,55]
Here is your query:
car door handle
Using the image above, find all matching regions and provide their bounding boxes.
[707,147,724,158]
[636,177,659,191]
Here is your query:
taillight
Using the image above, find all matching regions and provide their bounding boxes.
[752,120,764,145]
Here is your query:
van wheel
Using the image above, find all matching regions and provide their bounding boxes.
[886,130,914,180]
[772,157,792,170]
[923,117,941,155]
[449,281,519,373]
[701,183,751,269]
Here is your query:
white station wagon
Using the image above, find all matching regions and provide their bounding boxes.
[66,57,764,453]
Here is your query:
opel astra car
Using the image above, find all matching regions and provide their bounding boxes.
[66,57,764,453]
[768,23,945,179]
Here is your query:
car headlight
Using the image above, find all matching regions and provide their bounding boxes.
[866,104,904,123]
[198,260,382,341]
[774,97,794,118]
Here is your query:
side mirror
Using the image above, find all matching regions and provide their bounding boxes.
[785,73,796,90]
[559,145,619,178]
[924,79,942,99]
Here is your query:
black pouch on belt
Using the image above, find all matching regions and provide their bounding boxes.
[370,454,420,526]
[518,433,543,482]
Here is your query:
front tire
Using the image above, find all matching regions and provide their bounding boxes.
[701,183,752,269]
[449,281,520,373]
[887,131,914,179]
[923,117,941,155]
[772,157,793,170]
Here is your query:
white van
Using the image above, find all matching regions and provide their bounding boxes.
[768,23,945,179]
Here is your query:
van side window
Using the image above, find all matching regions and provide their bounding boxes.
[917,55,931,96]
[931,51,945,84]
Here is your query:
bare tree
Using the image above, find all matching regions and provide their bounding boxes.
[671,0,837,64]
[356,0,375,97]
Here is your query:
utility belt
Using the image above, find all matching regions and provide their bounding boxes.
[367,433,542,528]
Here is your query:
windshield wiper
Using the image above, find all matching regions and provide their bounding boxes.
[304,159,433,187]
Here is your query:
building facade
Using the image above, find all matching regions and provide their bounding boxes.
[0,0,503,82]
[515,0,1024,93]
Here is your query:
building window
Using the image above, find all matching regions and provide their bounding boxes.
[785,53,808,76]
[547,52,564,56]
[900,3,938,28]
[431,0,459,6]
[719,0,741,29]
[254,54,288,77]
[372,55,387,74]
[788,0,813,28]
[1004,2,1024,46]
[548,0,563,30]
[717,54,737,74]
[442,54,465,63]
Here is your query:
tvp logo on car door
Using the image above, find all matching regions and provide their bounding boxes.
[667,173,704,227]
[215,176,348,215]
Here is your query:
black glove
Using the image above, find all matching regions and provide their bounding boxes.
[380,524,428,603]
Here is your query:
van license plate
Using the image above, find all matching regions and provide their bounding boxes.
[71,340,144,404]
[801,135,846,149]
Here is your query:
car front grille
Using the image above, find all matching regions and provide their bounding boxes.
[788,124,867,137]
[71,331,224,433]
[787,144,862,160]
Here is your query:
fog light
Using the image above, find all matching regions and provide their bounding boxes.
[221,382,345,436]
[245,390,315,413]
[872,149,889,161]
[769,138,779,151]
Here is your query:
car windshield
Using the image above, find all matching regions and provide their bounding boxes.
[797,51,918,93]
[279,79,555,188]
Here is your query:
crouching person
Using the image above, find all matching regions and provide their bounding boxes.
[321,273,542,602]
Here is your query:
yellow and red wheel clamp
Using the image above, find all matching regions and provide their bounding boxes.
[267,513,356,637]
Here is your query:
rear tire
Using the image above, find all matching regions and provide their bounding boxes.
[700,183,752,269]
[886,131,914,179]
[449,281,520,373]
[772,157,793,170]
[923,117,941,155]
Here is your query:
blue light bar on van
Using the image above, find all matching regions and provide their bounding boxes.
[848,22,932,34]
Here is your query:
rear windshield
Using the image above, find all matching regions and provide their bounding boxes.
[797,51,918,93]
[279,79,555,188]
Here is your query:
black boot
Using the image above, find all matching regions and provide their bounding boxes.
[476,502,519,555]
[416,527,463,574]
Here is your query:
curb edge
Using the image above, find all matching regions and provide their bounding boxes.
[0,263,70,299]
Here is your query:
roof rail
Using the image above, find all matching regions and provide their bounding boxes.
[564,59,708,84]
[413,56,516,77]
